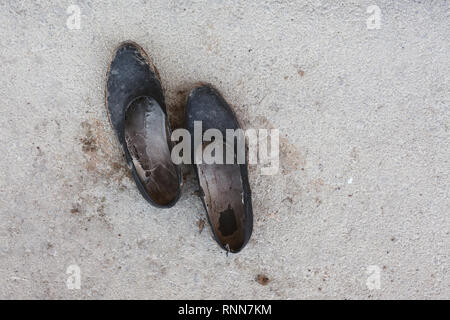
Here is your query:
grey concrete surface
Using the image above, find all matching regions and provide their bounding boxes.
[0,0,449,299]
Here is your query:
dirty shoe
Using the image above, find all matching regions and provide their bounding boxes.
[106,42,181,208]
[185,85,253,253]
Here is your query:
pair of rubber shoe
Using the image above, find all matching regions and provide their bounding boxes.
[105,42,252,253]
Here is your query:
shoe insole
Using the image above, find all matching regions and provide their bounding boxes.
[124,97,179,206]
[197,163,245,251]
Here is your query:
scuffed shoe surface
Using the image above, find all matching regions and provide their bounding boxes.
[125,97,179,206]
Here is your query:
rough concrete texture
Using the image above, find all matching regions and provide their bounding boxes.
[0,0,449,299]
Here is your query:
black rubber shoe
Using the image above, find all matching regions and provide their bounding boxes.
[186,85,253,253]
[105,42,181,208]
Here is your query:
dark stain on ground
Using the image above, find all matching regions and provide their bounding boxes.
[315,197,322,207]
[81,135,97,153]
[71,195,114,231]
[80,119,132,185]
[183,170,192,181]
[71,203,81,214]
[256,274,270,286]
[36,146,43,156]
[282,197,293,204]
[252,116,306,174]
[97,204,105,217]
[80,121,97,153]
[197,218,205,234]
[193,190,201,197]
[165,86,190,130]
[280,136,306,174]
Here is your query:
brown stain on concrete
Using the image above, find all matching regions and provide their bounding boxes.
[165,88,187,130]
[196,218,205,234]
[279,136,306,175]
[256,274,270,286]
[80,119,132,186]
[252,115,307,175]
